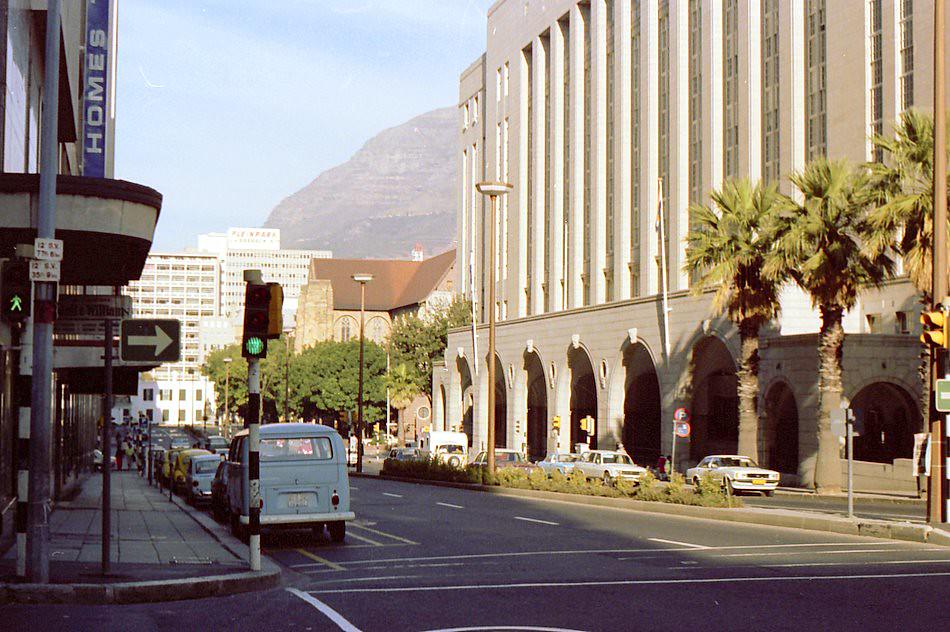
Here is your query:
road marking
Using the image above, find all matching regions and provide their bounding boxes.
[514,516,560,526]
[286,587,362,631]
[767,558,950,568]
[308,574,421,584]
[346,531,386,546]
[648,537,708,549]
[308,571,950,594]
[382,492,403,498]
[352,523,419,545]
[294,548,344,571]
[422,627,589,632]
[437,502,465,509]
[712,548,903,559]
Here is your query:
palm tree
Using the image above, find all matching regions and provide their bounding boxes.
[766,159,893,491]
[686,179,790,463]
[864,110,948,423]
[385,362,420,447]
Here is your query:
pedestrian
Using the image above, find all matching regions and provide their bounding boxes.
[663,454,672,479]
[124,440,134,471]
[115,440,125,471]
[656,454,667,479]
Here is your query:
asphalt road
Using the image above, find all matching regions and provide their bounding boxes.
[744,491,927,522]
[3,476,948,631]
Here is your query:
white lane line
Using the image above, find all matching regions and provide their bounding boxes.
[437,502,465,509]
[308,571,950,594]
[337,541,907,567]
[648,537,708,549]
[514,516,560,526]
[308,574,421,584]
[382,492,403,498]
[423,627,589,632]
[767,559,950,568]
[286,587,362,631]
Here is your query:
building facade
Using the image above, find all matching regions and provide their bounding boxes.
[437,0,947,490]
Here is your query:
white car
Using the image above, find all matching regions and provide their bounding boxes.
[573,450,647,484]
[537,452,581,477]
[686,455,780,496]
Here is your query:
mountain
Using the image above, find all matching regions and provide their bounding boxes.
[264,107,457,259]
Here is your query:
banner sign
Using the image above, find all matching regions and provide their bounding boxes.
[82,0,111,177]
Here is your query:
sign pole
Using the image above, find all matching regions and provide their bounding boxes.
[101,317,112,574]
[669,420,677,476]
[846,409,854,519]
[247,358,262,571]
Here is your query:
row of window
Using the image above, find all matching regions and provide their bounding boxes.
[142,388,205,402]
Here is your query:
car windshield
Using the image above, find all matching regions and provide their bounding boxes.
[437,445,465,454]
[497,452,524,464]
[210,438,228,448]
[195,460,218,474]
[601,453,633,465]
[260,437,333,460]
[719,457,756,468]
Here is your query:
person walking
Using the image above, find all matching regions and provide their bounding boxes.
[115,439,125,471]
[123,439,134,472]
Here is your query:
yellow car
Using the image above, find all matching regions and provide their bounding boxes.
[172,449,212,492]
[162,447,186,485]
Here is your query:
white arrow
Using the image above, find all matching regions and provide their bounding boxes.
[128,325,174,355]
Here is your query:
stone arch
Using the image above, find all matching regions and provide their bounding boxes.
[618,341,662,466]
[366,316,390,345]
[689,336,738,461]
[568,344,598,450]
[524,349,548,461]
[457,356,473,447]
[848,380,920,464]
[763,379,799,475]
[335,315,357,342]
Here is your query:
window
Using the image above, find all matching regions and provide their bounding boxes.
[196,390,203,401]
[142,388,154,402]
[162,409,170,422]
[761,0,781,182]
[605,2,615,302]
[179,409,186,422]
[339,318,352,341]
[630,1,641,297]
[688,0,703,286]
[260,437,333,460]
[658,0,671,286]
[899,0,914,111]
[525,43,534,314]
[723,0,739,178]
[865,313,881,333]
[146,410,153,421]
[806,0,827,159]
[868,0,883,162]
[179,389,187,401]
[896,311,909,334]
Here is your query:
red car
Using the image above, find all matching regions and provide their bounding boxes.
[470,449,540,473]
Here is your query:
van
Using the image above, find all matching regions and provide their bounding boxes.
[226,423,354,542]
[419,430,468,468]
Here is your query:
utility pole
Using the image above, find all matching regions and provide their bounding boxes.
[352,274,373,474]
[284,335,291,423]
[27,0,62,583]
[929,0,948,525]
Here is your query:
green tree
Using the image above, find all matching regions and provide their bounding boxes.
[388,297,472,399]
[765,159,893,491]
[385,362,420,446]
[202,345,249,419]
[685,179,790,461]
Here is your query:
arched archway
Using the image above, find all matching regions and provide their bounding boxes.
[623,343,661,465]
[850,381,919,463]
[493,355,507,448]
[764,381,799,474]
[524,351,548,461]
[569,346,598,450]
[689,336,738,461]
[457,357,473,447]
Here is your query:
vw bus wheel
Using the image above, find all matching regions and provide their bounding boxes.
[328,521,346,543]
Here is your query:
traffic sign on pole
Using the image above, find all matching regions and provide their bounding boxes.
[936,379,950,413]
[674,422,691,438]
[120,319,181,362]
[674,407,690,422]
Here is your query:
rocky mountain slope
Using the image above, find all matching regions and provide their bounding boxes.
[264,107,457,259]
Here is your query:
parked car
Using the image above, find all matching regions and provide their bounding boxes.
[419,430,469,468]
[206,435,229,455]
[210,460,229,522]
[186,454,223,505]
[93,449,116,472]
[470,449,540,473]
[573,450,647,484]
[537,452,581,477]
[388,448,425,462]
[226,423,354,543]
[686,455,780,496]
[172,448,212,492]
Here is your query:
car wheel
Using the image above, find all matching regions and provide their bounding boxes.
[312,523,326,540]
[448,456,461,468]
[602,471,612,485]
[764,490,774,498]
[692,477,700,487]
[328,521,346,543]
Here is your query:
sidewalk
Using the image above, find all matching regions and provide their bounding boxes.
[0,470,280,604]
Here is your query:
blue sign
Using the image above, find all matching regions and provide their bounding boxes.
[82,0,110,177]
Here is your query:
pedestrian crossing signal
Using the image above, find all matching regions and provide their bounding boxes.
[1,259,31,323]
[242,282,270,359]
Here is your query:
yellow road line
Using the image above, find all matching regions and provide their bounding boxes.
[346,531,385,546]
[352,523,419,545]
[294,548,344,571]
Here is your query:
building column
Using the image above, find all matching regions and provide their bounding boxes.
[703,0,725,197]
[670,0,690,291]
[641,0,660,296]
[531,37,547,315]
[614,0,633,300]
[550,21,566,313]
[781,0,807,195]
[739,0,763,179]
[448,357,462,432]
[569,5,586,310]
[517,50,530,318]
[591,0,608,305]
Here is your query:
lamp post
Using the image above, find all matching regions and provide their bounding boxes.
[223,357,232,438]
[475,181,512,474]
[284,334,293,423]
[352,273,374,474]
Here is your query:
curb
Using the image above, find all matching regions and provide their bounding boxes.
[363,473,947,547]
[0,486,282,605]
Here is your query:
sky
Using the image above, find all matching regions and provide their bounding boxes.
[115,0,495,251]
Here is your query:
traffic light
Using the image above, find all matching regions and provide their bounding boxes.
[920,308,949,349]
[242,282,270,359]
[1,259,31,323]
[267,283,283,339]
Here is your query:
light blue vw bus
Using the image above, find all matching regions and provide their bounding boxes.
[226,423,354,542]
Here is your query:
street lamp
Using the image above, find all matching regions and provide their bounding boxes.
[223,357,232,438]
[352,273,374,474]
[475,180,512,474]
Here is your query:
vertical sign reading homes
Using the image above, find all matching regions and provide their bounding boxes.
[82,0,110,177]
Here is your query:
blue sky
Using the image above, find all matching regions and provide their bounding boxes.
[115,0,494,251]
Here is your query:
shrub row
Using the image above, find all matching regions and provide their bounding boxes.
[380,458,741,508]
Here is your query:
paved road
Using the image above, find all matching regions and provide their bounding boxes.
[745,491,926,523]
[4,476,948,631]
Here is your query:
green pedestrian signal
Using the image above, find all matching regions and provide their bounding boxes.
[1,260,31,323]
[244,336,265,357]
[10,294,23,312]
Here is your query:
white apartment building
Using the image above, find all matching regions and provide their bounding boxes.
[124,252,220,425]
[436,0,945,491]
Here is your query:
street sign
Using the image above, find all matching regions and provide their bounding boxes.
[674,407,690,422]
[34,238,64,261]
[29,259,60,282]
[55,296,133,336]
[120,319,180,362]
[674,421,691,438]
[936,378,950,412]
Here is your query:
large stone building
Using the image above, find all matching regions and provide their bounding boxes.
[435,0,946,490]
[294,249,457,353]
